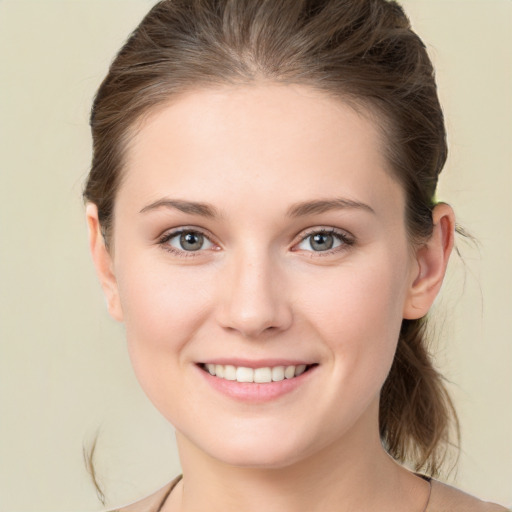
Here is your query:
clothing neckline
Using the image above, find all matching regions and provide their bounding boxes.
[156,475,183,512]
[156,473,433,512]
[417,474,433,512]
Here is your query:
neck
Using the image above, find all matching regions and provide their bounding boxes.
[168,400,429,512]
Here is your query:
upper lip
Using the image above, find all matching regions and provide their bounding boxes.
[198,358,316,368]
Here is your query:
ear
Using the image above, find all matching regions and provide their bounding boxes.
[86,203,123,322]
[403,203,455,320]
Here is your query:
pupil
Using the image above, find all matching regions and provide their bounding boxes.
[180,232,203,251]
[311,233,333,251]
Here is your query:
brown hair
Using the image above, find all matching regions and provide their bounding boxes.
[84,0,458,477]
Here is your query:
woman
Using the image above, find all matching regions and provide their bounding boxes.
[84,0,508,510]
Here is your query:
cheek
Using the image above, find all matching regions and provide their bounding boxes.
[114,254,214,392]
[118,255,211,335]
[296,252,409,389]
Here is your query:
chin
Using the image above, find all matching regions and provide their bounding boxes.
[211,443,308,469]
[183,420,325,470]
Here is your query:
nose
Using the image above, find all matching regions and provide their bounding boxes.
[216,251,293,339]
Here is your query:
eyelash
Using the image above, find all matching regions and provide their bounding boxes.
[294,227,355,256]
[158,228,216,258]
[157,227,354,257]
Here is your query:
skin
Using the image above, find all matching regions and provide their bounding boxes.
[87,83,456,512]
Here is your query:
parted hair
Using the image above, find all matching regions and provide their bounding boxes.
[84,0,459,477]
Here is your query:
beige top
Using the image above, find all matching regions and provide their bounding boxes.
[116,475,510,512]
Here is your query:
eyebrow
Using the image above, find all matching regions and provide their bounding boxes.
[139,197,375,218]
[287,198,376,217]
[139,199,219,218]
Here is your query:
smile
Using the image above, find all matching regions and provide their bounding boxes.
[200,363,315,383]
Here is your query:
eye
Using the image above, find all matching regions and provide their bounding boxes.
[295,229,353,253]
[160,229,215,253]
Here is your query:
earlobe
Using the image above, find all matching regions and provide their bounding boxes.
[86,203,124,322]
[403,203,455,320]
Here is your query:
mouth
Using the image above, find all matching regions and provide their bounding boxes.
[198,363,318,383]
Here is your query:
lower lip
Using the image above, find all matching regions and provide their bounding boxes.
[196,365,317,403]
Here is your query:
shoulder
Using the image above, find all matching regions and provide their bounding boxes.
[429,479,509,512]
[113,475,182,512]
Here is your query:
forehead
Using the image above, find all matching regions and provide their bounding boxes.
[120,83,403,216]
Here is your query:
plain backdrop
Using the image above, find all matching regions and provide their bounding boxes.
[0,1,511,510]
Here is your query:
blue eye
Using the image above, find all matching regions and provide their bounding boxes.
[162,230,214,252]
[296,230,352,252]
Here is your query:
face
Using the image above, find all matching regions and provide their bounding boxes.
[92,84,429,468]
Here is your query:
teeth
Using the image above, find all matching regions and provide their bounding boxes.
[284,365,295,379]
[236,367,254,383]
[295,364,307,376]
[224,365,237,381]
[271,366,285,381]
[204,364,311,383]
[215,364,224,378]
[254,367,272,383]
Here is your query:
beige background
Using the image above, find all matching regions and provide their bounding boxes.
[0,1,510,510]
